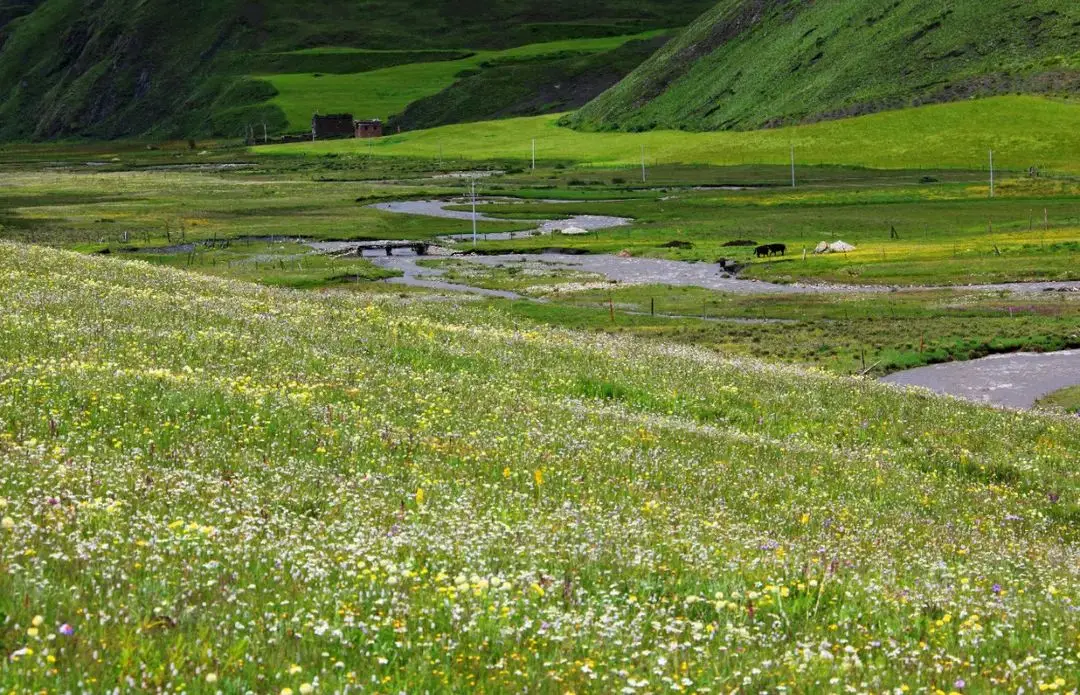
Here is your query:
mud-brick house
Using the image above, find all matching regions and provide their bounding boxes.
[311,114,356,140]
[355,119,383,139]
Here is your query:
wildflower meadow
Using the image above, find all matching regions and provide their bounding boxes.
[0,241,1078,693]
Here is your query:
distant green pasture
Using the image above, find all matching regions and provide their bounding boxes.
[259,96,1080,173]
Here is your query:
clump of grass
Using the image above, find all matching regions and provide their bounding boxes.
[1037,385,1080,415]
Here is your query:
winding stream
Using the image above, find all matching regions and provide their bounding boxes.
[361,197,1080,297]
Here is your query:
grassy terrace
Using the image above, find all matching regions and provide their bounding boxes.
[258,96,1080,172]
[1,242,1079,693]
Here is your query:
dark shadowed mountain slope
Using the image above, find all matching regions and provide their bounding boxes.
[0,0,714,140]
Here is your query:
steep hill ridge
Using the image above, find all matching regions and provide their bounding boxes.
[571,0,1080,132]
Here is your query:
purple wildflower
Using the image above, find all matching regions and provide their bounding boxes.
[58,623,74,636]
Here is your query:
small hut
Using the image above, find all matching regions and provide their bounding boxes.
[311,114,356,140]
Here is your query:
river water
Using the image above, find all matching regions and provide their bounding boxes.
[881,350,1080,410]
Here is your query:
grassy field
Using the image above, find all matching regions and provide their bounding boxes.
[262,33,667,131]
[126,240,402,289]
[259,96,1080,172]
[1,241,1079,693]
[0,168,526,249]
[0,0,714,140]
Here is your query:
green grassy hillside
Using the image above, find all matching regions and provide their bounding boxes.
[0,0,41,31]
[263,33,666,131]
[2,241,1079,691]
[571,0,1080,132]
[0,0,713,140]
[386,34,670,132]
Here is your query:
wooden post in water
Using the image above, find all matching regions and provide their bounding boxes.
[471,179,478,247]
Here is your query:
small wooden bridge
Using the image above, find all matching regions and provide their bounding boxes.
[338,240,433,256]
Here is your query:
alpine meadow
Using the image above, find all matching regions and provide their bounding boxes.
[1,1,1079,694]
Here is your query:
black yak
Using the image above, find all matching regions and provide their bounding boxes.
[755,243,786,258]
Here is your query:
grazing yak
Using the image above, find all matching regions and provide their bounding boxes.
[755,243,787,258]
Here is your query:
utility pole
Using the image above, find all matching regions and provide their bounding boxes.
[790,144,796,188]
[989,149,995,198]
[471,178,478,246]
[641,144,647,183]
